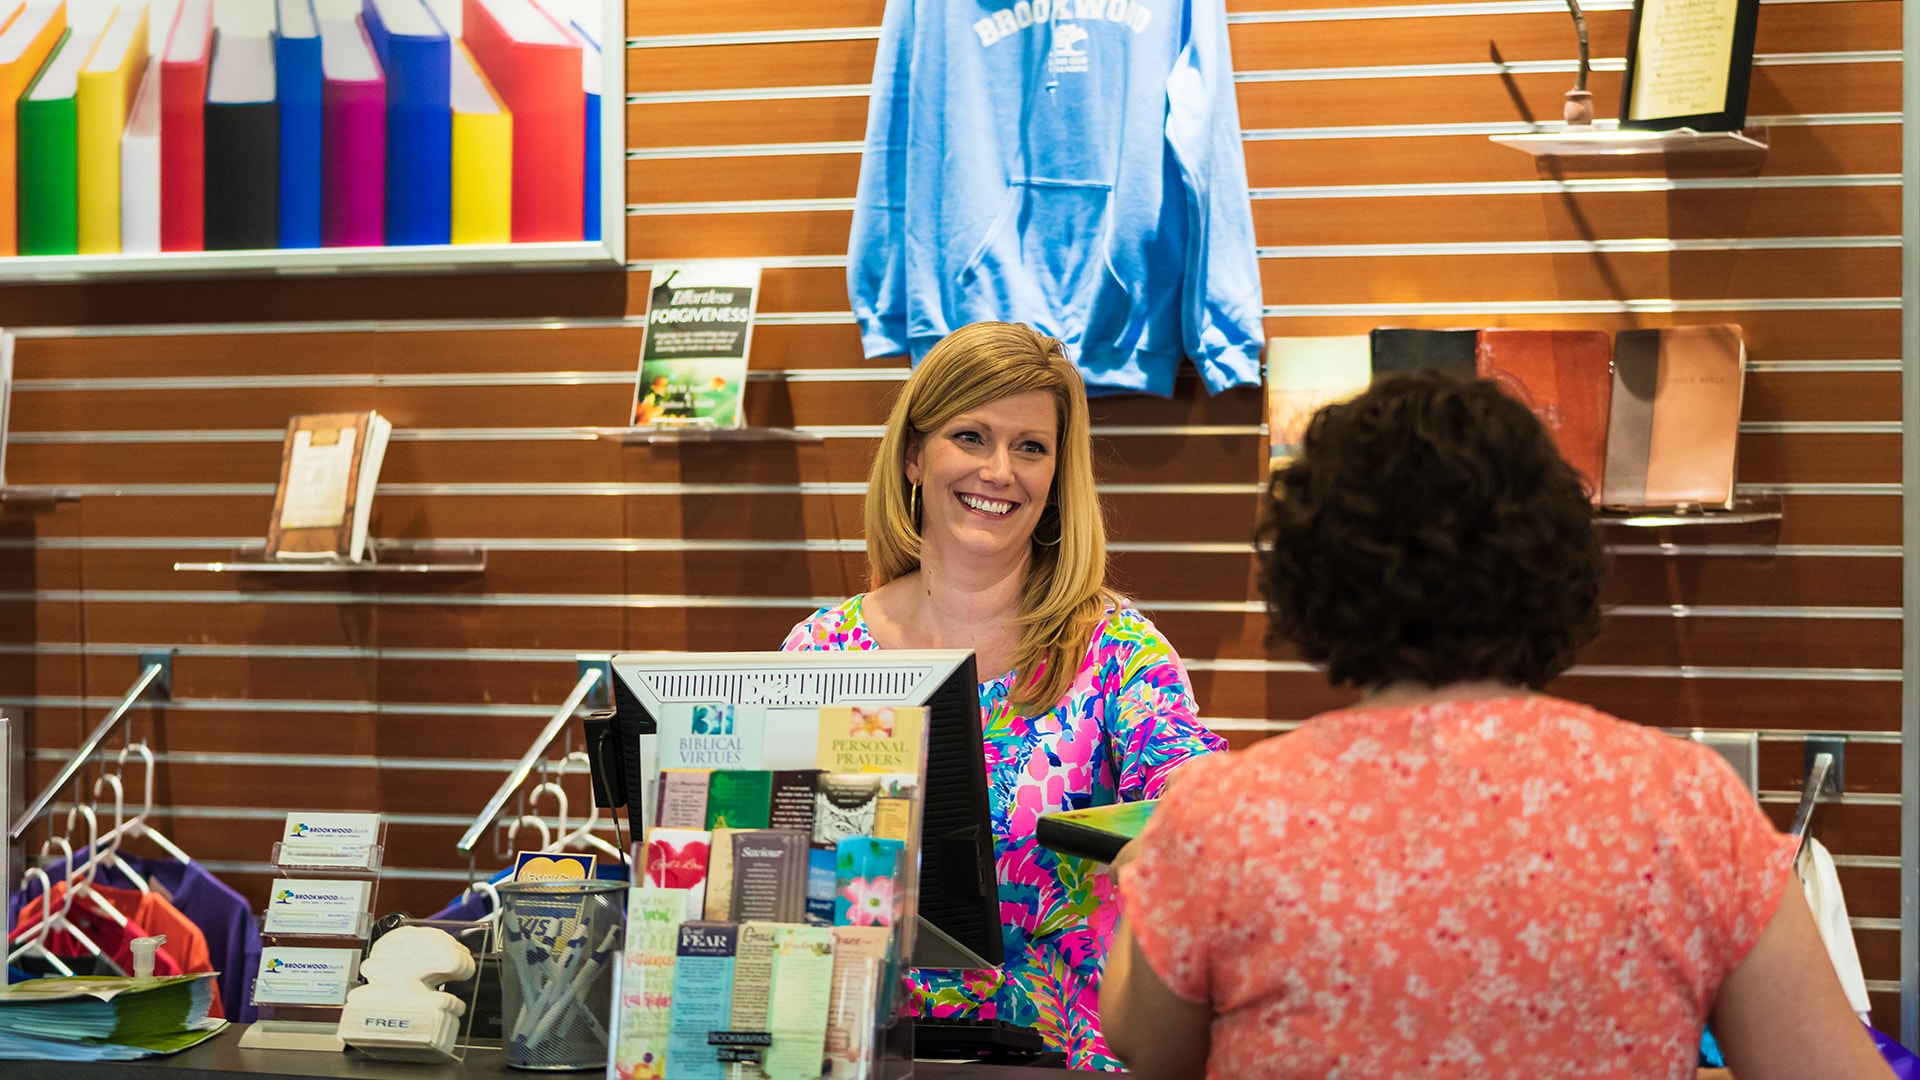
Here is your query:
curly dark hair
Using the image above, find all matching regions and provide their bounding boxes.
[1257,371,1606,690]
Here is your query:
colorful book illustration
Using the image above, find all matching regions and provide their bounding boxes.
[816,705,925,775]
[705,769,773,830]
[75,3,148,254]
[1368,328,1479,379]
[612,888,684,1080]
[1475,328,1615,502]
[655,767,711,830]
[763,926,835,1080]
[658,703,765,771]
[666,922,738,1080]
[0,2,69,257]
[535,0,598,241]
[1035,799,1159,863]
[730,829,808,923]
[17,26,94,256]
[204,30,278,251]
[159,0,212,252]
[449,41,510,244]
[319,16,385,247]
[642,827,711,920]
[275,0,323,249]
[825,925,893,1079]
[1603,325,1747,509]
[118,60,159,254]
[1267,336,1372,465]
[461,0,582,242]
[362,0,450,245]
[834,837,904,928]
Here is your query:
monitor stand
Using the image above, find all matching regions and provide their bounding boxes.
[908,915,995,970]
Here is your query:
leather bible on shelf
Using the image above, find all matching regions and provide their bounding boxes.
[266,411,392,561]
[1475,329,1614,503]
[1603,325,1746,510]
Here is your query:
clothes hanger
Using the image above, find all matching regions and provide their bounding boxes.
[16,836,125,975]
[60,805,133,930]
[553,752,625,863]
[504,814,552,854]
[6,866,75,976]
[526,781,570,851]
[114,742,193,865]
[84,771,152,894]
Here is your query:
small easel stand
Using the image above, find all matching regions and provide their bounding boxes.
[238,812,387,1052]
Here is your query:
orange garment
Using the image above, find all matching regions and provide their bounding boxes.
[1122,695,1800,1080]
[11,882,185,981]
[91,882,224,1019]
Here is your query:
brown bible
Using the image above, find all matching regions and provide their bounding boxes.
[1475,329,1614,503]
[265,411,392,561]
[1603,325,1746,509]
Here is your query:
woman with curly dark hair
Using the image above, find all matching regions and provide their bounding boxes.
[1099,373,1888,1079]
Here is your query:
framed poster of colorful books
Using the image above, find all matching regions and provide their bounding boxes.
[0,0,623,280]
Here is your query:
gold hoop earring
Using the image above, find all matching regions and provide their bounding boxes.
[909,483,921,532]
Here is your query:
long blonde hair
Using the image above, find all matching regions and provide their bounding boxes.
[865,322,1112,712]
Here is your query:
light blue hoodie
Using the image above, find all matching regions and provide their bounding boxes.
[848,0,1265,397]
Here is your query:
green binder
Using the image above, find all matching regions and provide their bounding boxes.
[18,28,82,256]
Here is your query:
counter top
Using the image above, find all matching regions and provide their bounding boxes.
[20,1027,1086,1079]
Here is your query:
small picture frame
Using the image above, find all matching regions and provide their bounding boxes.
[1618,0,1762,131]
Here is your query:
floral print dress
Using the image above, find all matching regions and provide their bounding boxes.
[782,596,1225,1070]
[1122,696,1801,1079]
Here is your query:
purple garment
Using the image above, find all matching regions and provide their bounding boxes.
[1871,1027,1920,1080]
[9,851,261,1023]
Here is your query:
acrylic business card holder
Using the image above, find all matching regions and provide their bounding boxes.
[238,816,389,1052]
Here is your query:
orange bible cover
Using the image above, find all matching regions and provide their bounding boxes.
[266,411,391,561]
[1475,329,1613,502]
[1602,325,1745,509]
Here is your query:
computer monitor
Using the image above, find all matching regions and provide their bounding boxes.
[580,649,1003,971]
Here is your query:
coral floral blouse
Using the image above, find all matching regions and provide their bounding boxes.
[1122,695,1799,1079]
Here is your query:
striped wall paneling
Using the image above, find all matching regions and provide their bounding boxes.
[0,0,1904,1033]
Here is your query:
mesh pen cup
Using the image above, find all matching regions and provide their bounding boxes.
[498,880,627,1070]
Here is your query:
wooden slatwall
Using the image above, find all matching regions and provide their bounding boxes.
[0,0,1904,1033]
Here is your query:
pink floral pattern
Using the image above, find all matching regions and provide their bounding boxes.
[784,596,1225,1069]
[1122,695,1801,1079]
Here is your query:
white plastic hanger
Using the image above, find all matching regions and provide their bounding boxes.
[84,771,152,894]
[6,866,75,975]
[113,743,193,865]
[61,805,132,930]
[504,814,552,853]
[526,781,570,850]
[553,752,626,863]
[10,836,125,975]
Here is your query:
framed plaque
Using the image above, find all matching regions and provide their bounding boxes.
[1618,0,1762,131]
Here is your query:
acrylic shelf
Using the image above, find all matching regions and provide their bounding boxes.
[601,425,822,445]
[1597,495,1783,528]
[173,545,486,574]
[0,485,81,504]
[1491,126,1768,157]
